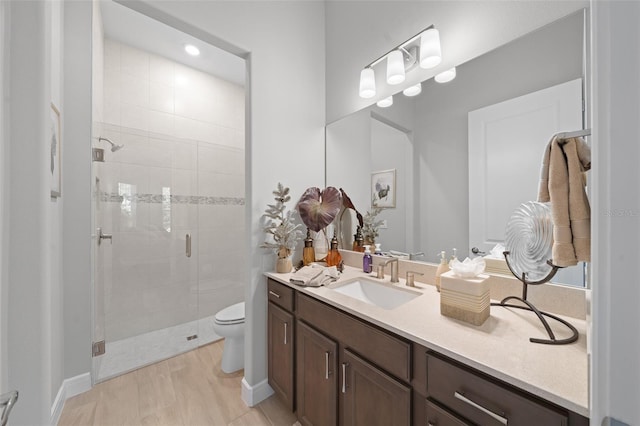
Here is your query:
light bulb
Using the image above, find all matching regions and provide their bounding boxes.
[184,44,200,56]
[377,96,393,108]
[359,68,376,98]
[386,50,405,85]
[419,28,442,69]
[435,67,456,83]
[403,83,422,97]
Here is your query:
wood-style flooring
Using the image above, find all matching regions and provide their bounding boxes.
[58,340,298,426]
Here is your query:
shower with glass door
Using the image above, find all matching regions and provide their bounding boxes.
[90,1,247,382]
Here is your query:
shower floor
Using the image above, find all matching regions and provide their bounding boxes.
[95,314,222,382]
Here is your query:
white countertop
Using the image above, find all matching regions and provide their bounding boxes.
[266,266,589,417]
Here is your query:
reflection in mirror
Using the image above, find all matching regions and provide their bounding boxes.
[326,9,588,287]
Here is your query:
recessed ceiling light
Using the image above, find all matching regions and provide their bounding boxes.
[184,44,200,56]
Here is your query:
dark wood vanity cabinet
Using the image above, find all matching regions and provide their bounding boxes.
[295,290,412,426]
[296,320,338,426]
[341,349,411,426]
[266,278,589,426]
[425,352,589,426]
[267,280,296,411]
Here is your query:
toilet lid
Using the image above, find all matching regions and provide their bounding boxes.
[215,302,245,324]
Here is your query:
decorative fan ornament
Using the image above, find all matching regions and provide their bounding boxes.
[504,201,554,281]
[297,187,343,232]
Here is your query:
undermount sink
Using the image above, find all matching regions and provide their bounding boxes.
[330,277,421,310]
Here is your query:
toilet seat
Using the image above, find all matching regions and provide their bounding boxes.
[215,302,245,325]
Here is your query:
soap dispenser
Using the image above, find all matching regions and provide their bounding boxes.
[435,250,449,292]
[303,228,315,266]
[326,234,342,267]
[353,226,365,252]
[374,243,382,255]
[363,245,373,273]
[450,248,458,266]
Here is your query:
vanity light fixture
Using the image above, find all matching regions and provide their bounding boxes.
[184,44,200,56]
[358,25,440,99]
[386,50,406,85]
[419,28,442,69]
[359,68,376,98]
[377,96,393,108]
[435,67,456,83]
[403,83,422,97]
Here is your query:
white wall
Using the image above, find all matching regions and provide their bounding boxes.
[325,1,587,123]
[124,0,326,403]
[591,2,640,425]
[62,0,93,391]
[0,0,8,395]
[5,1,55,423]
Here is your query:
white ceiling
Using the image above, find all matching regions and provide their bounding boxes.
[100,0,245,86]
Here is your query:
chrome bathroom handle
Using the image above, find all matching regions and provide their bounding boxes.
[186,234,191,258]
[471,247,486,256]
[284,322,288,345]
[454,391,508,425]
[341,363,348,393]
[325,351,330,379]
[97,227,112,246]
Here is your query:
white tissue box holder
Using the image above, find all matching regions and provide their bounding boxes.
[440,270,490,326]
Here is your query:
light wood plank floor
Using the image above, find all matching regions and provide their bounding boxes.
[58,340,298,426]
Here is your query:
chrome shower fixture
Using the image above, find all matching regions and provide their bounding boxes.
[99,136,124,152]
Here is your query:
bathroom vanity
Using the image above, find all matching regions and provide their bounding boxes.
[266,266,589,425]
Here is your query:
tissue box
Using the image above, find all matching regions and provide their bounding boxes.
[440,271,490,326]
[483,256,511,276]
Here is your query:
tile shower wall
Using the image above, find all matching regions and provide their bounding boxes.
[96,39,245,342]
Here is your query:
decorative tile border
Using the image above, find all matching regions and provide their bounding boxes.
[100,192,244,205]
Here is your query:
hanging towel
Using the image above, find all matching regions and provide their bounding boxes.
[538,136,591,267]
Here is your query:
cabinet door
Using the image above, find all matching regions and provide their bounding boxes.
[268,302,295,411]
[341,349,411,426]
[426,399,471,426]
[296,320,338,426]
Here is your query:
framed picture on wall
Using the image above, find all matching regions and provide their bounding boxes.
[371,169,396,208]
[50,102,61,198]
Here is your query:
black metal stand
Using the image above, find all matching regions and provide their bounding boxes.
[490,251,579,345]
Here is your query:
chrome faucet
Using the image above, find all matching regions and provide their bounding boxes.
[382,257,399,283]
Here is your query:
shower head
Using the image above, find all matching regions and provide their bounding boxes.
[98,136,124,152]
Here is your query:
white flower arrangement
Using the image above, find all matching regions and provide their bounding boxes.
[261,183,304,259]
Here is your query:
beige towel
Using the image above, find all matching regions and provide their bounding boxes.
[538,136,591,267]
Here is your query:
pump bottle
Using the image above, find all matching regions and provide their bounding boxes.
[363,245,373,273]
[434,250,450,292]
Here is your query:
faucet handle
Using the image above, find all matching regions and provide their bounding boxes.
[406,270,424,287]
[376,264,385,279]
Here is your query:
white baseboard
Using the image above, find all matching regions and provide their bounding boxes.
[50,372,91,425]
[241,377,273,407]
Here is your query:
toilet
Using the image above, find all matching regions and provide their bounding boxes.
[212,302,245,373]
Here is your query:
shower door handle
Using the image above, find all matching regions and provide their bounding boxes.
[186,234,192,258]
[97,227,112,246]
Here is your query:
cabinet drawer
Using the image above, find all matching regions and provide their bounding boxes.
[426,399,470,426]
[268,279,295,312]
[297,293,410,382]
[427,353,568,426]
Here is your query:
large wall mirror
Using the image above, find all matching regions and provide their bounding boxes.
[326,9,588,287]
